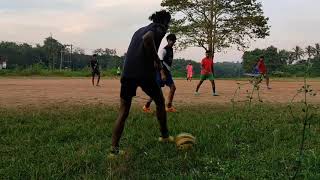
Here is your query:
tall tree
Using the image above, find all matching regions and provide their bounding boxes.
[104,48,117,56]
[93,48,104,56]
[43,37,64,70]
[314,43,320,58]
[292,46,304,64]
[305,45,315,60]
[278,49,292,65]
[161,0,270,56]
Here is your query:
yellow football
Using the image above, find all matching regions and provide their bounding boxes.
[175,133,196,150]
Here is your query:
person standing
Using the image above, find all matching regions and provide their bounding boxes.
[186,63,193,82]
[110,10,174,157]
[90,54,101,86]
[143,34,177,113]
[256,56,271,89]
[195,50,218,96]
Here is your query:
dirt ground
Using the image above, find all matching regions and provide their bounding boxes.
[0,78,319,108]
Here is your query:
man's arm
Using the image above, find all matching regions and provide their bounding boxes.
[143,31,166,80]
[142,31,163,69]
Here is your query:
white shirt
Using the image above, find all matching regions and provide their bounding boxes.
[158,49,171,71]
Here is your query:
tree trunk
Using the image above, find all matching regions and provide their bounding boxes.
[208,0,214,57]
[208,0,217,58]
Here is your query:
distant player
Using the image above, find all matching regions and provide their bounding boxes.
[90,54,100,86]
[194,50,218,96]
[256,56,271,89]
[186,63,193,82]
[143,34,177,113]
[117,66,121,76]
[110,10,174,158]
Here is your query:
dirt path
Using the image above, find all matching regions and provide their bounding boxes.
[0,78,319,108]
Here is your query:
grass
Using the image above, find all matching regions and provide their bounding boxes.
[0,104,319,179]
[0,68,120,78]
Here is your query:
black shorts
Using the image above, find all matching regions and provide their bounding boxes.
[92,70,100,76]
[120,77,164,102]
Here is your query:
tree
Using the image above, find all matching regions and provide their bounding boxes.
[242,46,288,73]
[104,48,117,56]
[43,37,64,70]
[292,46,304,64]
[278,49,292,65]
[314,43,320,58]
[93,48,104,56]
[305,45,315,60]
[264,46,284,71]
[73,47,85,55]
[242,48,263,72]
[92,48,117,56]
[161,0,270,56]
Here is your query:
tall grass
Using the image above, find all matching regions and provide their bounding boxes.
[0,104,319,179]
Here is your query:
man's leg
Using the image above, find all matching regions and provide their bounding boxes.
[96,73,101,86]
[167,83,176,108]
[210,80,217,95]
[145,98,153,108]
[265,74,271,89]
[92,74,95,86]
[153,92,169,138]
[195,80,204,93]
[143,97,153,113]
[141,81,169,139]
[111,98,132,150]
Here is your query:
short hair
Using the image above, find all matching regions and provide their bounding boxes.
[92,54,97,57]
[166,34,176,41]
[260,56,264,59]
[149,10,171,24]
[206,50,212,54]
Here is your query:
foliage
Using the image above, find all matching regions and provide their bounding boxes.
[1,37,320,78]
[242,45,320,76]
[161,0,270,55]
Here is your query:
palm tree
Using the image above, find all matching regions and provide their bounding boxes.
[279,49,291,65]
[314,43,320,58]
[292,46,304,63]
[305,45,315,60]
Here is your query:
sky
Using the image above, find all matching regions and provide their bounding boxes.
[0,0,320,62]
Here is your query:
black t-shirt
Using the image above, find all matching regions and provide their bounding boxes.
[162,45,173,72]
[90,59,99,71]
[122,23,166,79]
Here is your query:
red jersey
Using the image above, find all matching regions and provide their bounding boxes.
[201,57,214,75]
[257,60,267,74]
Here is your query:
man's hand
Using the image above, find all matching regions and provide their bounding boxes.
[160,69,167,81]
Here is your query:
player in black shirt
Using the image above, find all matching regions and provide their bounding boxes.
[110,10,173,158]
[90,54,100,86]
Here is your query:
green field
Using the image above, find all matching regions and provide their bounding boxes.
[1,104,319,179]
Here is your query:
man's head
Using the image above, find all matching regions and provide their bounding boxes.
[92,54,97,60]
[166,34,176,47]
[149,10,171,33]
[259,56,264,61]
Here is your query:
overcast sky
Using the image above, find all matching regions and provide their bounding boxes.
[0,0,319,62]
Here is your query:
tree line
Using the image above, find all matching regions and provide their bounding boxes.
[0,37,124,71]
[242,44,320,77]
[0,37,243,78]
[1,36,319,78]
